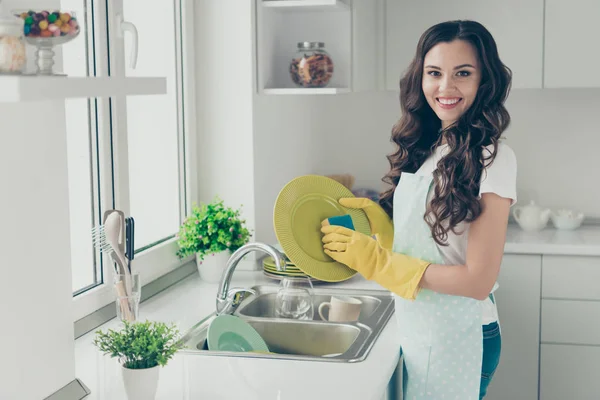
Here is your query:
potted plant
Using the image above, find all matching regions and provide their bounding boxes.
[93,320,185,400]
[176,197,252,283]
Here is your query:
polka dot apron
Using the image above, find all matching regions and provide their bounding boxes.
[392,173,483,400]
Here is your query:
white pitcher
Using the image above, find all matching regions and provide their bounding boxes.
[512,200,550,231]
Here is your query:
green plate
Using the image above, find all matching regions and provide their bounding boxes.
[207,315,269,353]
[263,270,320,283]
[263,266,307,276]
[273,175,371,282]
[263,256,296,267]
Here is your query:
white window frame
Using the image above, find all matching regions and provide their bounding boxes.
[72,0,198,322]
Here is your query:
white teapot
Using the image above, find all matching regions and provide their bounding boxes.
[512,200,550,232]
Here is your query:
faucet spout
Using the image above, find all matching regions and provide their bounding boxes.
[215,242,286,315]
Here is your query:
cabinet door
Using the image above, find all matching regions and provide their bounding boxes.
[540,344,600,400]
[384,0,543,90]
[545,0,600,88]
[485,254,541,400]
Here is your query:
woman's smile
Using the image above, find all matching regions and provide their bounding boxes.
[436,97,463,110]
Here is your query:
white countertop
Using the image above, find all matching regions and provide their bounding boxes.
[74,224,600,399]
[75,271,400,400]
[504,224,600,256]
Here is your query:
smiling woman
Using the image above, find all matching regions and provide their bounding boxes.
[321,20,515,400]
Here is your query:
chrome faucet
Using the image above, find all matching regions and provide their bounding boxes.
[215,242,286,315]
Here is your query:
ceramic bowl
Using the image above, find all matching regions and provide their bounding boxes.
[550,209,584,230]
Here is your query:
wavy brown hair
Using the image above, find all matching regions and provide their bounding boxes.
[380,20,512,245]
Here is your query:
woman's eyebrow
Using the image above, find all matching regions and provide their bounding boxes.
[424,64,476,70]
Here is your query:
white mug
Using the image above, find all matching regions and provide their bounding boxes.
[318,296,362,322]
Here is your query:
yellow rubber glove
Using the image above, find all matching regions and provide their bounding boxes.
[339,197,394,250]
[321,224,430,300]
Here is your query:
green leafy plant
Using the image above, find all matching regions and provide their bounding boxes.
[176,197,252,260]
[93,320,185,369]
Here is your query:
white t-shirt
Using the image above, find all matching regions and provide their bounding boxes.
[415,141,518,325]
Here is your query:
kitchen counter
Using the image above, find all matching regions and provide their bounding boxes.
[504,223,600,256]
[74,224,600,399]
[75,271,400,400]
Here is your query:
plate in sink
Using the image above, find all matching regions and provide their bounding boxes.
[207,315,269,353]
[273,175,371,282]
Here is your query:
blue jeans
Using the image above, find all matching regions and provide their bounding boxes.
[480,321,502,399]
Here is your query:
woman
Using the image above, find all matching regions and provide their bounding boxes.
[321,20,516,400]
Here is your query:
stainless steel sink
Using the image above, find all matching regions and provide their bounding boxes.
[180,285,395,363]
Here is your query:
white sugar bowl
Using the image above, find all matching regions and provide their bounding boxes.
[551,209,584,230]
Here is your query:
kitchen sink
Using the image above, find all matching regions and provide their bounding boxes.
[180,285,395,363]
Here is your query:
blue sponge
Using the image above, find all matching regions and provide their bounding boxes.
[326,214,355,230]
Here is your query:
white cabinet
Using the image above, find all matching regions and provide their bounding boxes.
[485,254,541,400]
[384,0,544,91]
[540,344,600,400]
[255,0,383,94]
[544,0,600,88]
[538,255,600,399]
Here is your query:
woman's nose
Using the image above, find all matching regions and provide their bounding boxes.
[439,75,456,91]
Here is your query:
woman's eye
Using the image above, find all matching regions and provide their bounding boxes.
[457,70,471,77]
[427,71,441,77]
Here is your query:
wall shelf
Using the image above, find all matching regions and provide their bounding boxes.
[256,0,383,95]
[257,0,352,94]
[262,0,350,11]
[0,76,167,102]
[262,87,349,95]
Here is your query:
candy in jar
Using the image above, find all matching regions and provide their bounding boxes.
[289,42,334,88]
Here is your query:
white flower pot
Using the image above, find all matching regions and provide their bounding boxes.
[121,363,160,400]
[196,251,230,283]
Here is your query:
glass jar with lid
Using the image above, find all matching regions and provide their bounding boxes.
[0,2,26,74]
[289,42,334,88]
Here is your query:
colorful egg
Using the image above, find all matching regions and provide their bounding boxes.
[24,25,30,35]
[47,14,57,23]
[48,24,59,33]
[54,19,63,28]
[60,13,71,23]
[60,24,71,34]
[29,25,41,36]
[53,29,61,37]
[40,30,52,38]
[24,16,33,25]
[38,20,48,30]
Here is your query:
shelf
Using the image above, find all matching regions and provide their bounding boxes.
[262,87,349,95]
[0,76,167,102]
[262,0,349,11]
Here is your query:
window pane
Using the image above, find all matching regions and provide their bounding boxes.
[61,0,100,293]
[123,0,182,249]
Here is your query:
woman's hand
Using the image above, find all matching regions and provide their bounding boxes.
[339,197,394,250]
[321,223,430,300]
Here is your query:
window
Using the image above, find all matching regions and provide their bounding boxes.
[64,0,194,321]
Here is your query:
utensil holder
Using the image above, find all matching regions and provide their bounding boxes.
[114,272,141,322]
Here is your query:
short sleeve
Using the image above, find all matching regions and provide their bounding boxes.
[479,142,518,206]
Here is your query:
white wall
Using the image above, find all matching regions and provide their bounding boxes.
[0,101,76,400]
[251,89,600,245]
[0,1,79,398]
[196,3,600,250]
[194,1,259,266]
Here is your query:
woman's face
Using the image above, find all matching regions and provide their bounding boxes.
[422,40,482,130]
